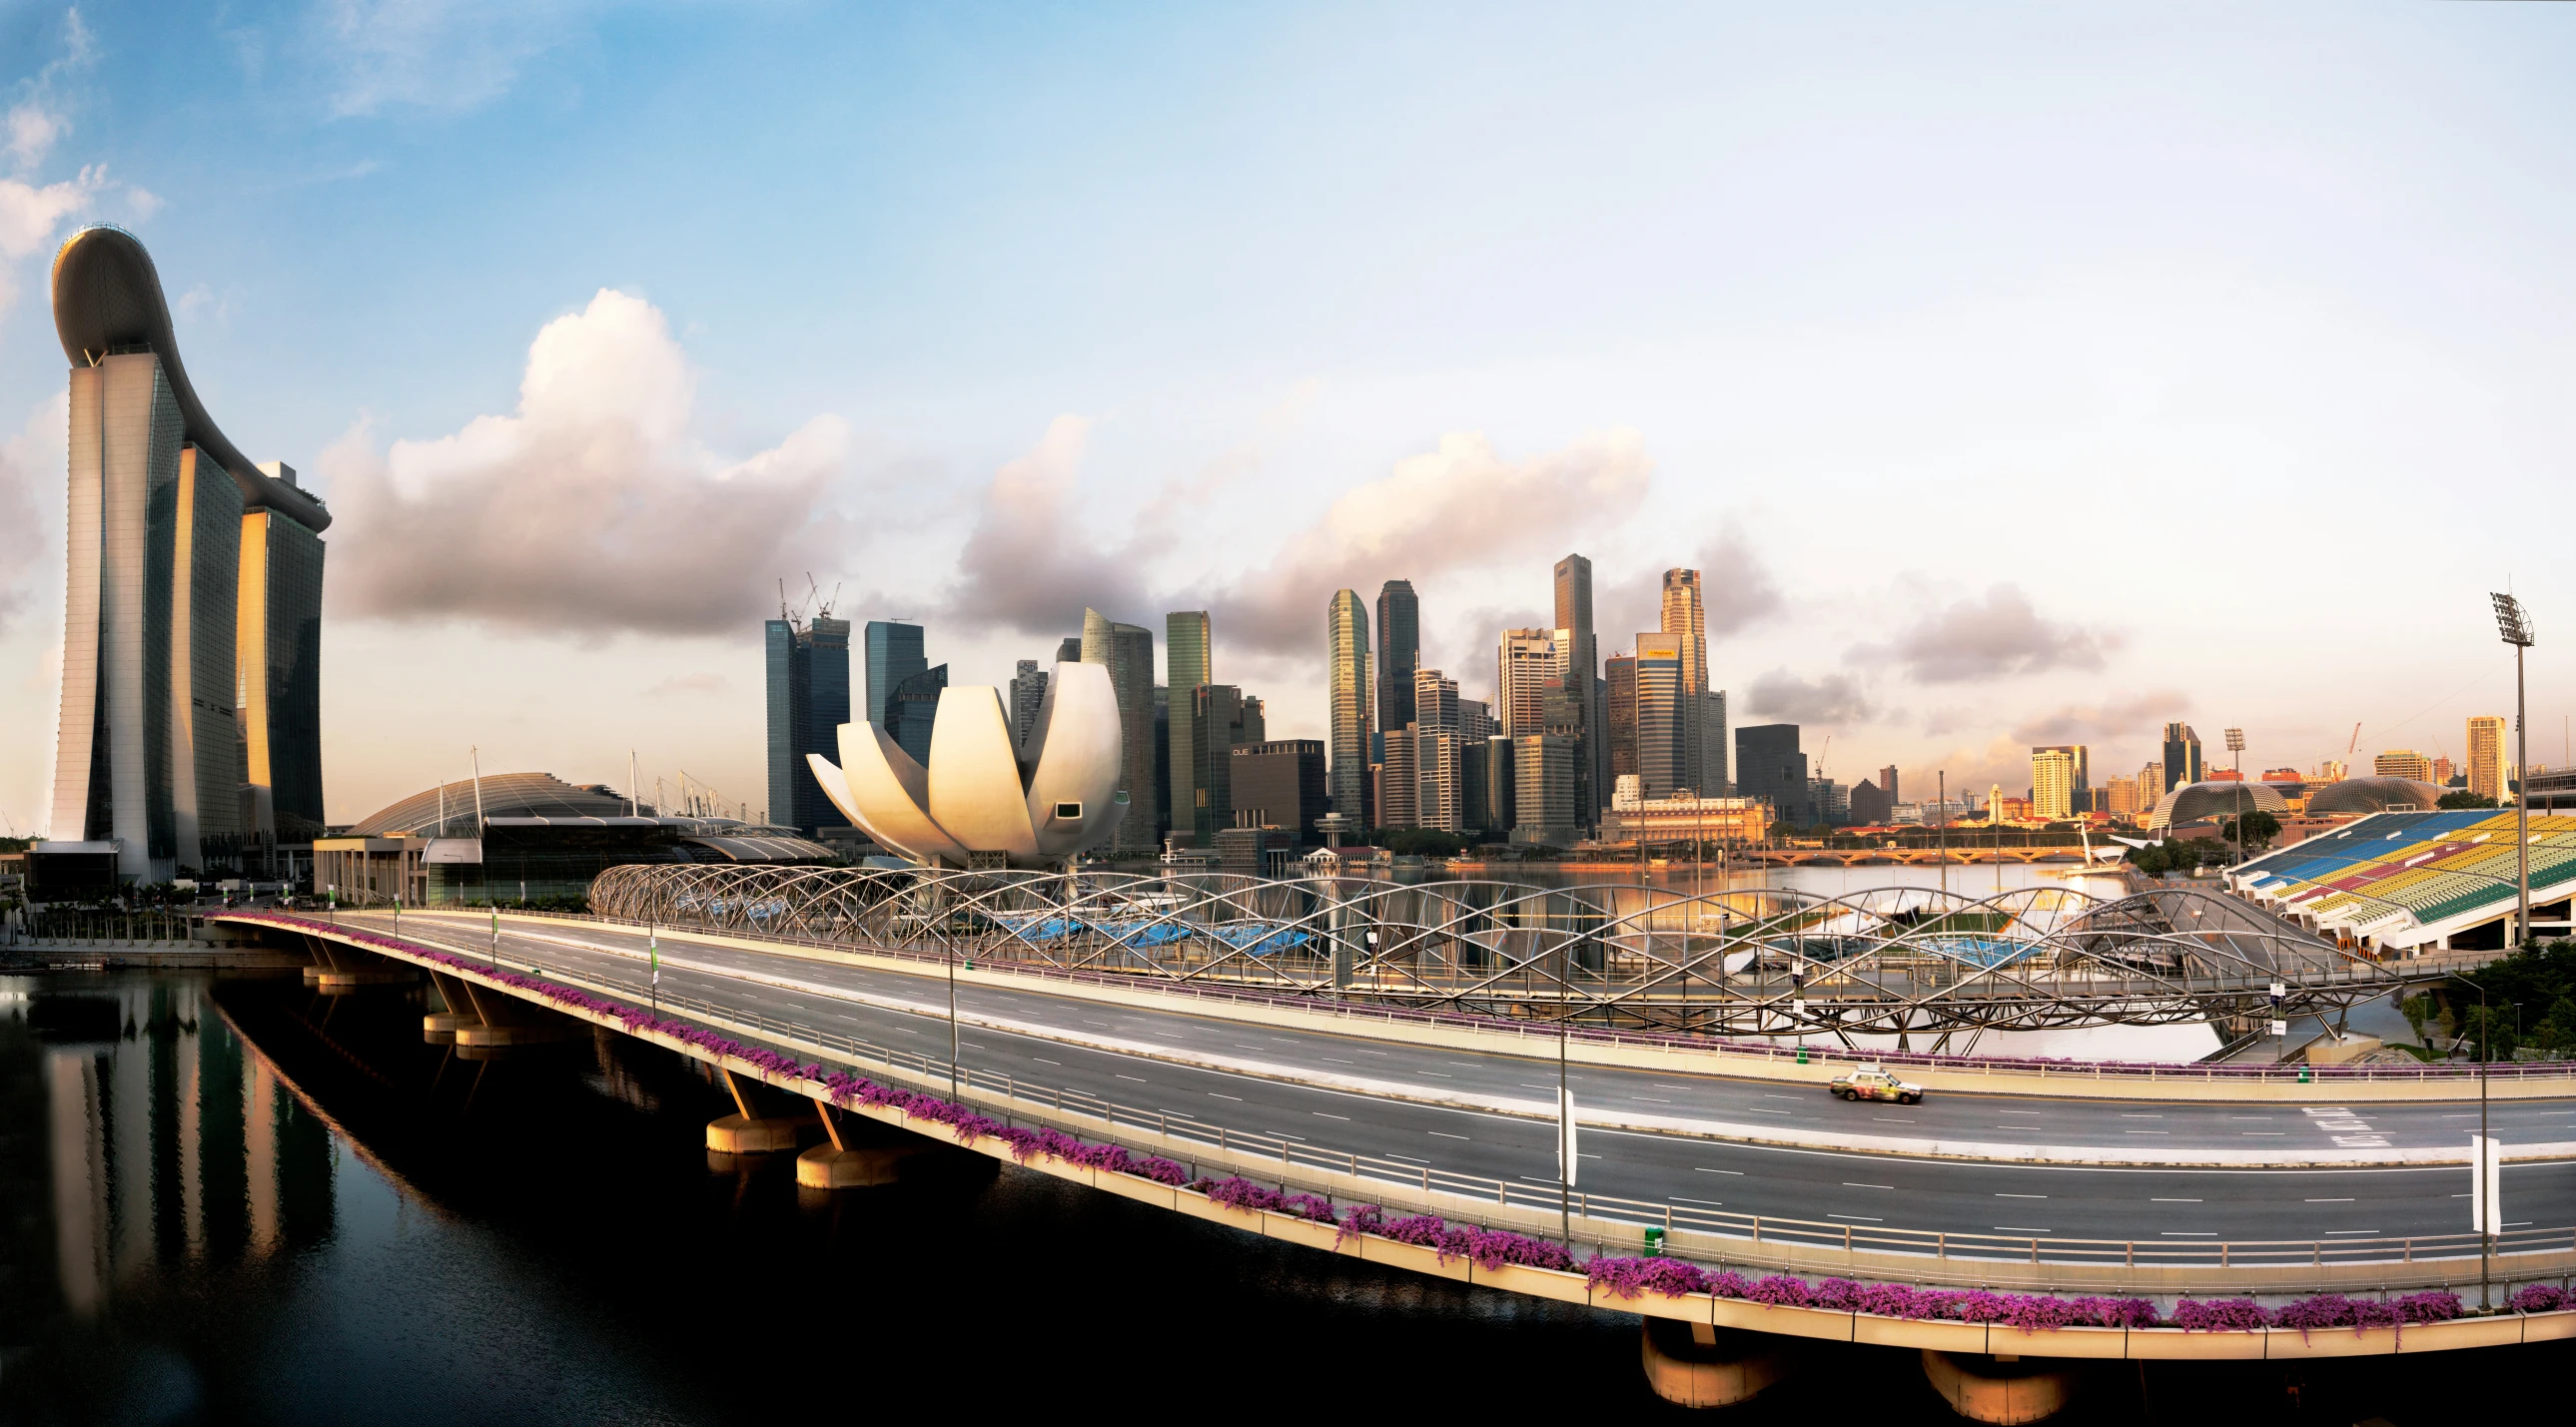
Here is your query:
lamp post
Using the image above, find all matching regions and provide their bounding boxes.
[2490,593,2535,949]
[2447,971,2495,1309]
[2224,728,2246,867]
[949,937,961,1098]
[1558,934,1574,1252]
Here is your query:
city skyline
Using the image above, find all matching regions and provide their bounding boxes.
[3,5,2573,831]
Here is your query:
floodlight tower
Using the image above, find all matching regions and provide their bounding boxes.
[2224,728,2246,866]
[2491,593,2535,947]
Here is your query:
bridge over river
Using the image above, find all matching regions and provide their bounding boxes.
[214,903,2576,1415]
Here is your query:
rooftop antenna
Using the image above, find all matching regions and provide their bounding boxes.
[628,750,639,817]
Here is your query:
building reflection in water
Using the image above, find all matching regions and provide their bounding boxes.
[19,976,335,1319]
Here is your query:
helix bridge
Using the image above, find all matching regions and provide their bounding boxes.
[589,863,2412,1042]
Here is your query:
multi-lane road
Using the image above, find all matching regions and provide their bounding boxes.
[336,911,2574,1250]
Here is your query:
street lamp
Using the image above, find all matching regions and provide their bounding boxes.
[2490,593,2535,949]
[2445,971,2497,1309]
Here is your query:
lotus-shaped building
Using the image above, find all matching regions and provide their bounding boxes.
[808,661,1128,869]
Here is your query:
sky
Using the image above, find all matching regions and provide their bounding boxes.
[2,1,2573,832]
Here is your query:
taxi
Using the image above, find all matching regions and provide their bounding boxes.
[1828,1064,1925,1104]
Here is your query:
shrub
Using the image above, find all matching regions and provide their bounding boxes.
[2170,1298,2270,1332]
[2510,1284,2567,1313]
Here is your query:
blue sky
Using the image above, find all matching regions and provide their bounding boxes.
[3,1,2573,829]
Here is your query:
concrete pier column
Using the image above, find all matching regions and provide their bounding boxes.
[705,1068,813,1153]
[794,1101,928,1187]
[424,972,479,1045]
[1919,1350,2075,1425]
[1638,1319,1792,1409]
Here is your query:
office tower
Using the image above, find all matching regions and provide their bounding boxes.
[1482,735,1517,836]
[1324,590,1373,827]
[2031,744,2089,808]
[2430,755,2454,787]
[1082,609,1158,852]
[1512,734,1578,847]
[1415,729,1462,833]
[1378,724,1417,828]
[1849,778,1891,825]
[1459,698,1494,744]
[1230,739,1327,844]
[1631,633,1685,798]
[2468,716,2507,800]
[1375,580,1419,741]
[1734,724,1809,827]
[1008,660,1049,752]
[2159,723,2202,791]
[2105,776,2143,817]
[1496,628,1556,736]
[865,620,927,730]
[2031,747,2078,820]
[46,227,331,880]
[2140,762,2164,804]
[1660,569,1713,794]
[2374,749,2434,782]
[1414,668,1459,734]
[1604,652,1638,788]
[2317,759,2347,784]
[1812,777,1850,825]
[1056,635,1084,664]
[887,664,949,767]
[1167,611,1212,835]
[764,619,812,831]
[1554,554,1602,825]
[1880,766,1900,805]
[1152,685,1171,840]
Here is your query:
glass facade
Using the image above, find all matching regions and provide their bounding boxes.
[1082,609,1158,853]
[864,620,926,729]
[253,510,327,841]
[763,615,849,834]
[1374,580,1417,741]
[1326,590,1371,828]
[1167,611,1211,837]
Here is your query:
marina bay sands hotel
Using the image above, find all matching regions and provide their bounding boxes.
[37,226,326,886]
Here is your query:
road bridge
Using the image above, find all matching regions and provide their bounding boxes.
[217,906,2576,1403]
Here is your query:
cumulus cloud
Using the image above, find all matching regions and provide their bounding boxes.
[0,392,66,634]
[1202,427,1654,657]
[1745,667,1874,725]
[2011,690,2185,746]
[939,415,1154,637]
[327,289,849,637]
[1858,582,2117,683]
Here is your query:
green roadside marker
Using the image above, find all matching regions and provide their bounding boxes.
[1643,1226,1666,1257]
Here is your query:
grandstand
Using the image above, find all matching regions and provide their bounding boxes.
[2229,811,2576,953]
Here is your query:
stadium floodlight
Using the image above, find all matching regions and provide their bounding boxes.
[2223,729,2248,865]
[2489,593,2533,951]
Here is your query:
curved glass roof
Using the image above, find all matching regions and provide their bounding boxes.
[350,773,635,836]
[2147,779,2289,832]
[2305,777,2445,818]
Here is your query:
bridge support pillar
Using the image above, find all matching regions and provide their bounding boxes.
[1919,1350,2074,1425]
[1638,1319,1791,1409]
[795,1101,927,1188]
[706,1069,813,1153]
[424,972,479,1045]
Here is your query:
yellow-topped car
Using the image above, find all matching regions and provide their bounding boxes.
[1829,1065,1924,1104]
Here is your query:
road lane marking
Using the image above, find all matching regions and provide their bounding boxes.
[2125,1131,2169,1135]
[1321,1058,1355,1065]
[1694,1167,1744,1175]
[1209,1092,1242,1100]
[1313,1112,1349,1120]
[1875,1117,1916,1123]
[2150,1197,2201,1202]
[1843,1182,1894,1189]
[1631,1096,1671,1103]
[1995,1226,2053,1233]
[1385,1152,1428,1163]
[2160,1232,2216,1236]
[1996,1193,2047,1199]
[2120,1113,2164,1118]
[1116,1073,1149,1082]
[1674,1194,1725,1205]
[1995,1110,2042,1116]
[1827,1214,1883,1221]
[2304,1197,2354,1202]
[1428,1131,1470,1140]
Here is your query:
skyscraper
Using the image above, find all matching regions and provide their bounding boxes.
[1631,633,1686,798]
[1326,590,1372,827]
[1660,569,1714,794]
[1008,659,1049,751]
[45,226,330,881]
[1553,554,1601,827]
[1880,765,1900,805]
[1496,628,1557,737]
[1230,739,1327,844]
[1413,668,1459,734]
[1375,580,1418,743]
[764,618,812,831]
[2159,723,2202,792]
[1735,724,1809,827]
[1604,651,1638,788]
[1189,683,1254,845]
[865,620,927,730]
[1167,610,1212,839]
[1083,609,1158,853]
[887,664,948,768]
[2468,715,2507,801]
[2031,747,2079,821]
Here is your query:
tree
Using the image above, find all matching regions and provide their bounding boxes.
[2438,790,2499,810]
[2221,810,2281,849]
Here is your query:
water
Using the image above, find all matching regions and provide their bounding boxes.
[2,971,2556,1424]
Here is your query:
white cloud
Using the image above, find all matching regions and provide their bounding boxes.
[5,103,66,169]
[0,392,67,636]
[327,289,852,637]
[1746,667,1875,726]
[1855,582,2119,684]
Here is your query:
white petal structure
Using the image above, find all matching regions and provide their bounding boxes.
[807,660,1127,868]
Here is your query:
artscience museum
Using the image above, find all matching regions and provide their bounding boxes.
[807,660,1129,869]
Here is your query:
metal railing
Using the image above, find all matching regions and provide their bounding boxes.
[281,912,2576,1295]
[354,906,2576,1086]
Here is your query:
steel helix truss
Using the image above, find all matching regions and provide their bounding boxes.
[588,864,2408,1039]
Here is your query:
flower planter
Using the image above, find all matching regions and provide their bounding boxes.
[1470,1260,1589,1306]
[2391,1314,2528,1354]
[2000,1324,2130,1360]
[1853,1312,1988,1353]
[1354,1234,1471,1282]
[1710,1297,1854,1343]
[1260,1212,1343,1252]
[2261,1325,2401,1359]
[2125,1327,2265,1361]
